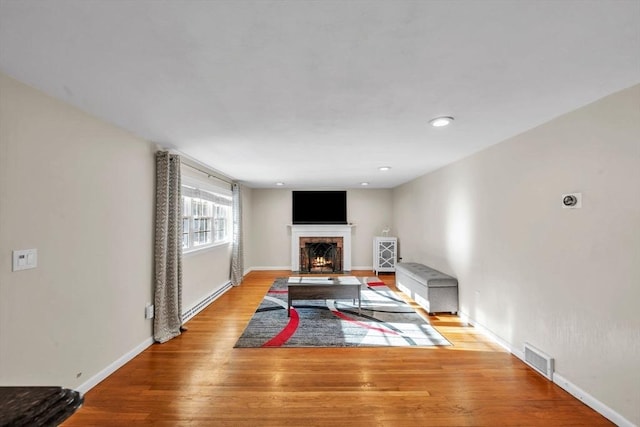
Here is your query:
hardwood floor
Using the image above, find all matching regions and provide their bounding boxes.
[62,271,612,426]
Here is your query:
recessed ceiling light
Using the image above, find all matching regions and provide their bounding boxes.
[360,182,369,186]
[378,166,391,171]
[429,116,454,127]
[276,182,284,186]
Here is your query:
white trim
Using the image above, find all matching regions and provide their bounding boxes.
[181,191,232,252]
[183,241,231,256]
[76,282,233,395]
[552,373,635,427]
[244,266,373,273]
[459,310,634,427]
[76,336,154,394]
[182,173,232,196]
[458,310,514,353]
[176,150,234,189]
[290,224,353,271]
[182,281,232,323]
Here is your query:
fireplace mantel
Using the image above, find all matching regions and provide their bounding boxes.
[289,224,353,272]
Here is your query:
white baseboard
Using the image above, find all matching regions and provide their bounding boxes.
[77,336,154,394]
[77,282,233,395]
[552,372,635,427]
[459,310,634,427]
[249,266,292,271]
[458,311,513,354]
[182,281,232,322]
[246,266,377,273]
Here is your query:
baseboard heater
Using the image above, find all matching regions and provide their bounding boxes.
[524,342,554,380]
[182,281,232,323]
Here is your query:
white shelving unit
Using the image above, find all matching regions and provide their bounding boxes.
[373,236,397,274]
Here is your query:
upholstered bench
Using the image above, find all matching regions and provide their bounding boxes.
[395,262,459,315]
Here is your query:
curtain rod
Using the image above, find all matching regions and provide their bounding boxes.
[156,145,235,186]
[181,162,233,186]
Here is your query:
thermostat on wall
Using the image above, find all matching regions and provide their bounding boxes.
[561,193,582,209]
[12,249,38,271]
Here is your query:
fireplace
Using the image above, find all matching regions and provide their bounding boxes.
[299,237,343,273]
[290,225,352,272]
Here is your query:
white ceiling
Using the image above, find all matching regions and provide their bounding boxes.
[1,0,639,188]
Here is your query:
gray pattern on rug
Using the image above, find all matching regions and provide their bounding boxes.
[234,277,451,348]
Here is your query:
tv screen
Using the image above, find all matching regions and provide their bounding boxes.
[292,191,347,224]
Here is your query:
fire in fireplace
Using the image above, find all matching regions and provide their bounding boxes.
[299,237,343,273]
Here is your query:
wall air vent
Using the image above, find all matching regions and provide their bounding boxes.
[524,342,554,380]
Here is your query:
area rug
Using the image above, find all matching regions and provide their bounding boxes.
[234,277,451,348]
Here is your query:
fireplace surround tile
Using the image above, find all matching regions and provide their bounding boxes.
[289,225,353,272]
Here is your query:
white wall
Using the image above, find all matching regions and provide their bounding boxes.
[0,73,155,389]
[180,162,234,311]
[0,72,237,391]
[347,189,394,268]
[392,84,640,425]
[249,189,291,269]
[182,244,232,310]
[241,185,254,274]
[249,188,393,270]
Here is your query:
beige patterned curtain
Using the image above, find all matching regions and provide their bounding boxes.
[230,183,244,286]
[153,151,184,343]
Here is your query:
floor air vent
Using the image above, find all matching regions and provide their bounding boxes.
[524,343,554,380]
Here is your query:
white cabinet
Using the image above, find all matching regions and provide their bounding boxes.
[373,237,397,274]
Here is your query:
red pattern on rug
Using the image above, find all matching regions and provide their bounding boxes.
[262,308,300,347]
[235,276,451,348]
[366,281,386,287]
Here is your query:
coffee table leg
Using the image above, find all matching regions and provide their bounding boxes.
[288,294,291,317]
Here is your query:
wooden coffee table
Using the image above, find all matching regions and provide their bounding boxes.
[287,277,362,317]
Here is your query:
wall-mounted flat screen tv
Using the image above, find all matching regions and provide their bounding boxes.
[292,191,347,224]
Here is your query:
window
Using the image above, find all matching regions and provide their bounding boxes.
[181,185,232,252]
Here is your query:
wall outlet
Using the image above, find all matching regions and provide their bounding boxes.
[145,304,154,319]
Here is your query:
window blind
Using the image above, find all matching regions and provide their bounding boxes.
[182,185,232,206]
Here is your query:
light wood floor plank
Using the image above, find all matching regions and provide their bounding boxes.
[62,271,612,426]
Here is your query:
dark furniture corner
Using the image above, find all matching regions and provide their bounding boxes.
[0,386,83,427]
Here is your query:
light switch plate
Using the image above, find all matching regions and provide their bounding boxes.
[12,249,37,271]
